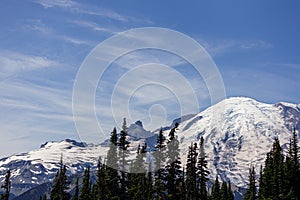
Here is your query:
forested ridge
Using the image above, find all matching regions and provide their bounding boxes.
[1,119,299,200]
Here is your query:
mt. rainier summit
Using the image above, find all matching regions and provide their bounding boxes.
[0,97,299,198]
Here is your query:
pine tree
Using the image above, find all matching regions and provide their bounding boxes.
[105,127,119,199]
[0,170,11,200]
[39,194,47,200]
[258,138,285,200]
[153,128,167,200]
[92,158,107,200]
[290,127,300,198]
[227,181,234,200]
[220,181,228,200]
[50,156,70,200]
[258,152,273,199]
[197,136,209,200]
[271,138,285,199]
[257,165,264,200]
[211,176,220,200]
[128,143,147,200]
[79,166,91,200]
[243,166,256,200]
[72,178,79,200]
[186,142,198,200]
[118,118,130,199]
[282,128,300,199]
[145,162,154,200]
[165,122,182,199]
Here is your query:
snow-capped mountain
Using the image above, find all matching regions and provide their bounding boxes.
[0,97,299,199]
[176,97,300,187]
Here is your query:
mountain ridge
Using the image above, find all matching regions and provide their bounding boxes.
[0,96,299,199]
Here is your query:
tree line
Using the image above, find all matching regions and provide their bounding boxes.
[1,119,299,200]
[49,118,234,200]
[243,128,300,200]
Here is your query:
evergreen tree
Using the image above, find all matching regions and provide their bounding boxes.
[258,152,273,199]
[243,166,256,200]
[72,178,79,200]
[258,138,285,200]
[79,166,91,200]
[257,165,264,200]
[181,167,187,200]
[0,170,11,200]
[153,128,167,200]
[211,176,220,200]
[227,181,234,200]
[165,123,183,199]
[39,194,47,200]
[197,136,209,200]
[145,162,154,200]
[50,156,70,200]
[220,181,228,200]
[128,144,147,200]
[282,128,300,199]
[105,127,119,199]
[93,158,107,200]
[271,138,285,199]
[186,142,198,200]
[290,128,300,198]
[118,118,130,199]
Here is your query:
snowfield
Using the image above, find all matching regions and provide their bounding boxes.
[0,97,299,197]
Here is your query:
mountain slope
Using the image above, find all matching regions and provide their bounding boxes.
[176,97,299,187]
[0,97,299,198]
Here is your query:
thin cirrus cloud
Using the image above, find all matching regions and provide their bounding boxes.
[22,19,94,46]
[71,20,120,34]
[35,0,128,22]
[0,51,61,79]
[197,38,273,56]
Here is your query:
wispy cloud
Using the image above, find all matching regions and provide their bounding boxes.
[0,51,61,80]
[197,38,272,56]
[0,79,77,154]
[71,20,118,34]
[34,0,77,9]
[34,0,153,24]
[23,19,93,46]
[35,0,127,22]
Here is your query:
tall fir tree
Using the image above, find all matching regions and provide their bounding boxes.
[79,166,91,200]
[220,181,228,200]
[153,128,167,200]
[197,136,209,200]
[92,158,107,200]
[290,127,300,198]
[165,122,183,199]
[243,166,256,200]
[257,165,263,200]
[258,138,285,200]
[72,178,79,200]
[186,142,198,200]
[105,127,119,200]
[0,170,11,200]
[211,176,220,200]
[282,128,300,199]
[128,143,147,200]
[258,152,273,199]
[227,181,234,200]
[39,194,47,200]
[50,156,70,200]
[145,162,154,200]
[271,138,285,199]
[118,118,130,199]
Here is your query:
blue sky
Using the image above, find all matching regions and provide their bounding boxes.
[0,0,300,157]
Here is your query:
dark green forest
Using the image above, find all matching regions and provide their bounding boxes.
[1,120,299,200]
